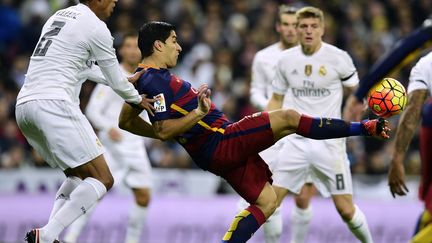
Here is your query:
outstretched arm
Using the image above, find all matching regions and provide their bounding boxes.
[152,84,211,141]
[388,89,428,197]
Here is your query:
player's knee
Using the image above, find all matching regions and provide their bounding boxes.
[295,194,311,208]
[281,109,301,130]
[134,189,151,207]
[336,205,355,221]
[100,174,114,191]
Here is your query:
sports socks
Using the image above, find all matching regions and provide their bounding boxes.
[263,206,282,243]
[49,176,82,220]
[39,177,107,243]
[63,204,96,243]
[296,115,368,139]
[222,205,266,243]
[125,203,149,243]
[345,205,373,243]
[290,206,312,243]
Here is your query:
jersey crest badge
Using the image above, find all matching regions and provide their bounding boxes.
[154,93,167,113]
[304,65,312,76]
[319,66,327,76]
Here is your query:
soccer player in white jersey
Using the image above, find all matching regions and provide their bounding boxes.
[238,5,316,243]
[268,7,373,243]
[15,1,154,243]
[63,33,153,243]
[388,51,432,243]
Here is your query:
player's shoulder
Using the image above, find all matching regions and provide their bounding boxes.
[417,51,432,66]
[254,43,282,60]
[138,68,170,87]
[321,43,349,56]
[278,45,301,61]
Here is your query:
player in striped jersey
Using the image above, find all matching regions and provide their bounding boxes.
[119,21,390,243]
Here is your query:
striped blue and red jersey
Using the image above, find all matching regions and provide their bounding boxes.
[136,66,231,169]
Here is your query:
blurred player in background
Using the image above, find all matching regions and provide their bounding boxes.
[387,51,432,242]
[268,7,373,243]
[15,1,154,243]
[63,33,153,243]
[238,5,316,243]
[118,21,389,243]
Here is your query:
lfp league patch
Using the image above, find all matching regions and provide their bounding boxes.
[154,93,166,112]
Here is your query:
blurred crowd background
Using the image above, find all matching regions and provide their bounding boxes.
[0,0,431,177]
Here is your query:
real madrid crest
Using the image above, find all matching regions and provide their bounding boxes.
[304,65,312,76]
[319,65,327,76]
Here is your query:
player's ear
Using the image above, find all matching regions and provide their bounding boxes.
[154,40,164,52]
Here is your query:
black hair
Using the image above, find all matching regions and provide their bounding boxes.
[138,21,176,58]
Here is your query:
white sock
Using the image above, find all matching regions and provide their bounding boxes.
[40,177,107,243]
[346,205,373,243]
[124,203,148,243]
[49,176,82,220]
[63,204,96,243]
[290,205,312,243]
[263,206,283,243]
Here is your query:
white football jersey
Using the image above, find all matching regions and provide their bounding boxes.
[250,43,288,110]
[408,51,432,95]
[273,43,359,118]
[17,3,139,106]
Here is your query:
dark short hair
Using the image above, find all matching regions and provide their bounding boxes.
[138,21,176,58]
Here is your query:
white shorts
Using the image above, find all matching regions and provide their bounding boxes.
[272,135,352,197]
[15,100,104,170]
[258,139,284,171]
[99,131,152,189]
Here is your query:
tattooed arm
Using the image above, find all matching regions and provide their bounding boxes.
[388,89,428,197]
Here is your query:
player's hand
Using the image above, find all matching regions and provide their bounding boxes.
[138,94,157,116]
[108,128,122,142]
[343,95,366,121]
[362,118,391,139]
[388,157,409,197]
[127,69,145,84]
[196,84,211,116]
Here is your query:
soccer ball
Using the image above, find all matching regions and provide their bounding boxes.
[367,77,407,118]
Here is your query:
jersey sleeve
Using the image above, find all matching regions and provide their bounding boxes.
[88,24,117,61]
[272,58,289,95]
[250,54,269,110]
[338,51,359,87]
[81,63,107,85]
[408,57,431,94]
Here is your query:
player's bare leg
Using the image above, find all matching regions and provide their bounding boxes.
[125,187,151,243]
[29,155,113,243]
[332,194,373,243]
[290,184,315,243]
[222,183,277,243]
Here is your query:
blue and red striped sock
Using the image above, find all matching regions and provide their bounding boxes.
[221,205,266,243]
[296,114,368,139]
